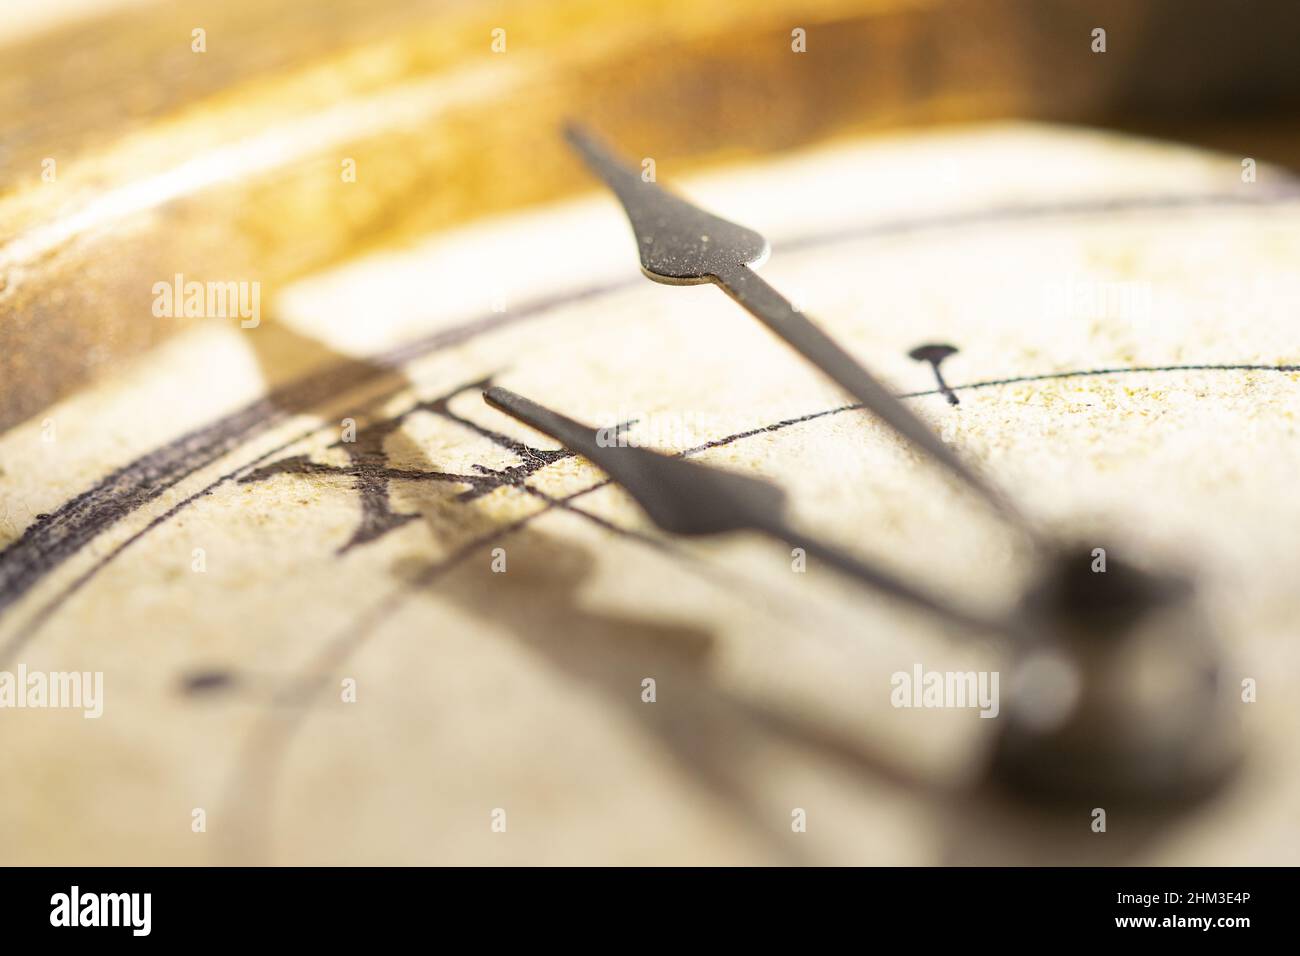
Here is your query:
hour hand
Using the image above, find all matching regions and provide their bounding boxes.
[483,386,1002,635]
[484,385,784,535]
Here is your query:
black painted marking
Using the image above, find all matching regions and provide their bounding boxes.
[181,670,237,694]
[779,188,1300,256]
[0,285,621,630]
[909,343,960,405]
[237,376,574,553]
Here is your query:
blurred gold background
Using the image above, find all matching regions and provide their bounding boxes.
[4,0,1299,431]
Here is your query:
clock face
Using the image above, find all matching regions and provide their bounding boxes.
[2,115,1296,864]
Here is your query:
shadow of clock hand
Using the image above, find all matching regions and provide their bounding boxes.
[935,775,1212,866]
[429,522,955,865]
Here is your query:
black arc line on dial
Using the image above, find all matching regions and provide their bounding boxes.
[483,386,1003,636]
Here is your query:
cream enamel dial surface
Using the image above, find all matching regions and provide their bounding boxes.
[1,123,1297,864]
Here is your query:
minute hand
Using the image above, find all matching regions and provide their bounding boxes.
[563,123,1030,533]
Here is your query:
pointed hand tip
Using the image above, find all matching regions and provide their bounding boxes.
[481,386,578,447]
[561,121,604,163]
[481,384,512,408]
[482,386,534,424]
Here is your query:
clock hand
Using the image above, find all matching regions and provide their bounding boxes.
[483,386,1004,636]
[484,386,1242,803]
[563,123,1036,539]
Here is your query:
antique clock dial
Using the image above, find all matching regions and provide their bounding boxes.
[1,0,1297,867]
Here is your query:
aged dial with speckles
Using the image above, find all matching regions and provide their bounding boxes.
[1,0,1299,866]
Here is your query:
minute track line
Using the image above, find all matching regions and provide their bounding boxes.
[3,358,1296,663]
[3,186,1298,629]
